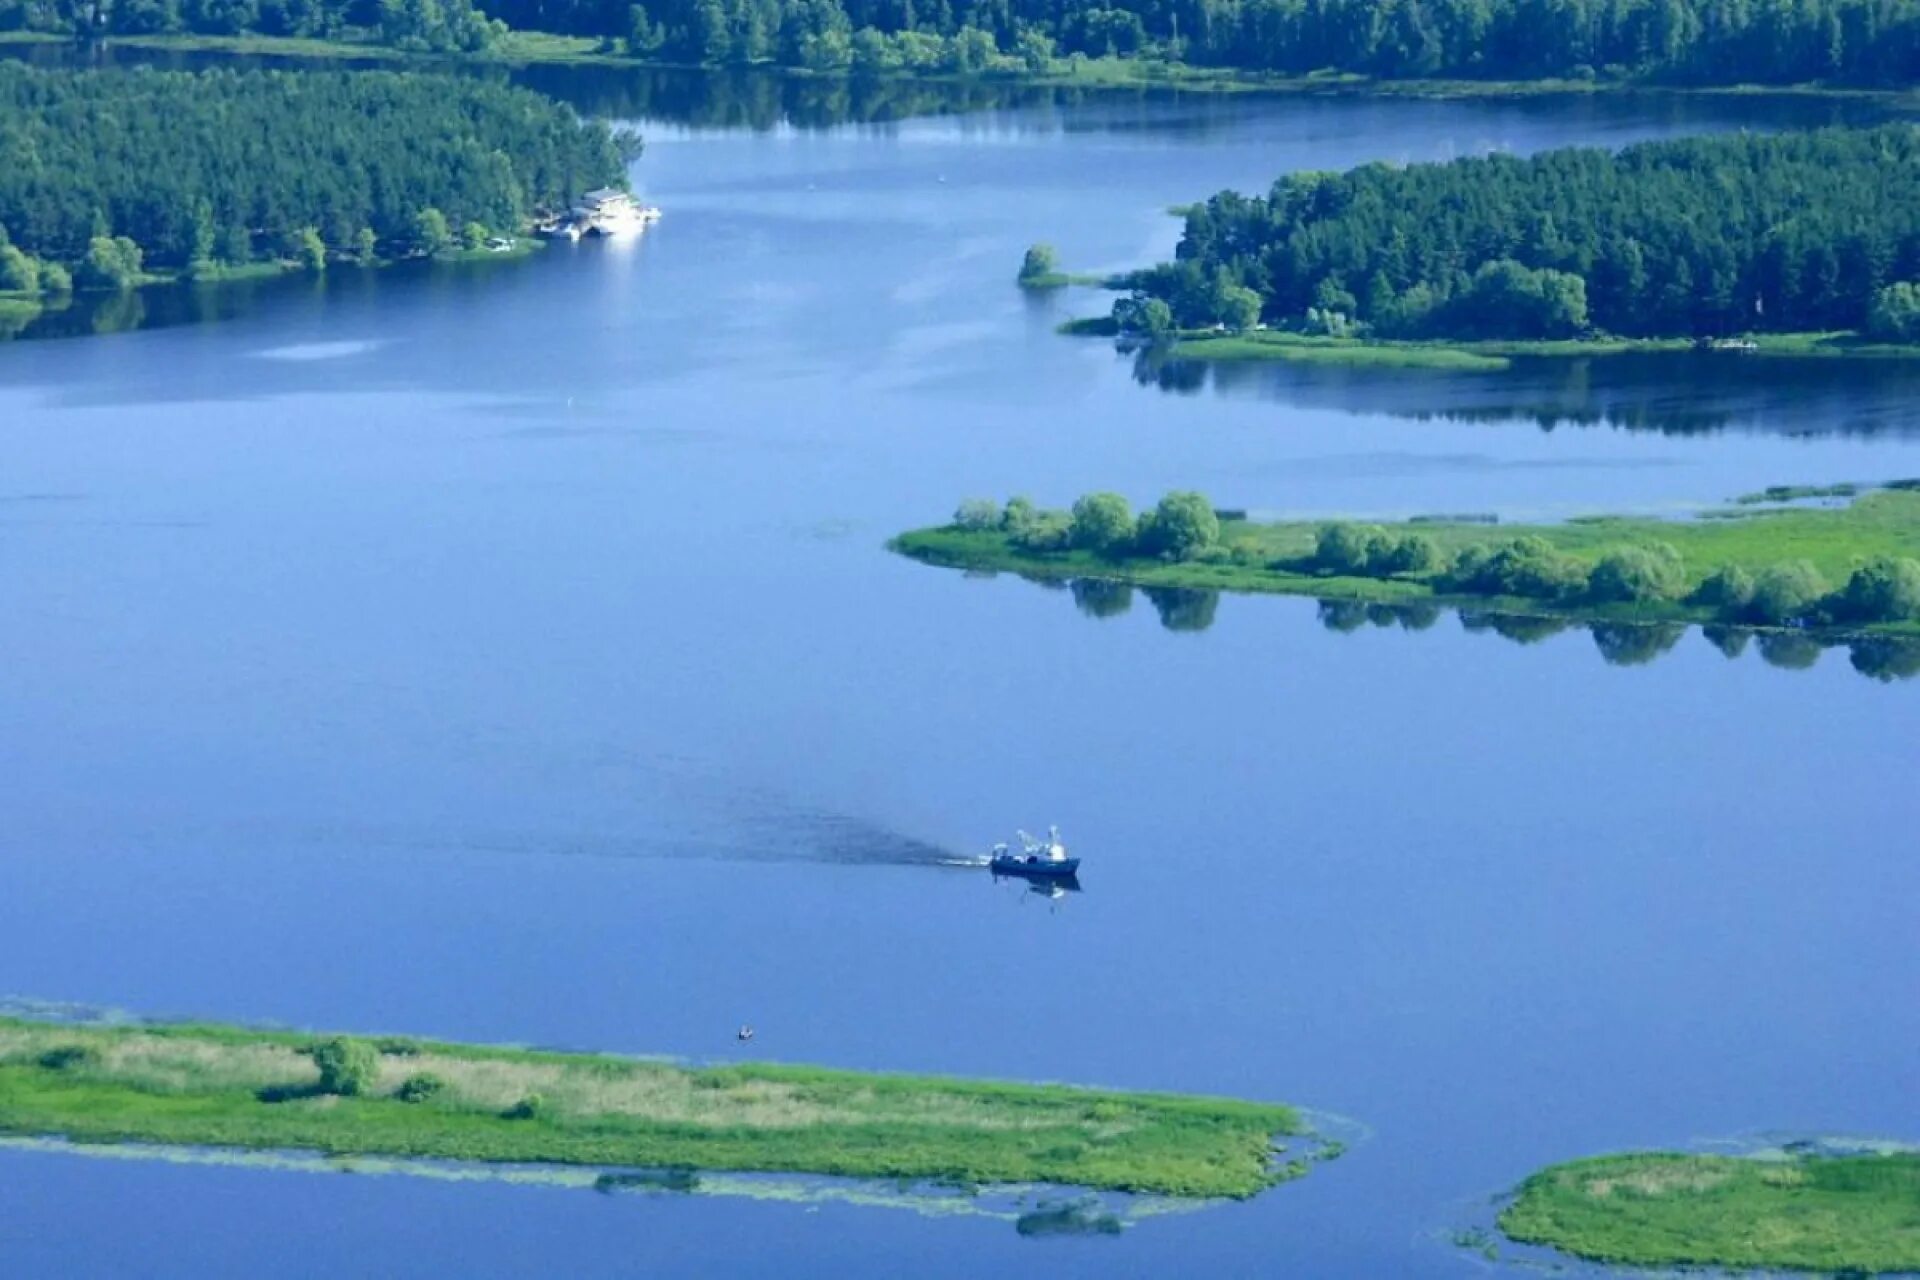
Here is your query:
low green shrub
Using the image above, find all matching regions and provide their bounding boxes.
[37,1045,101,1072]
[395,1073,448,1104]
[310,1037,379,1097]
[504,1092,548,1120]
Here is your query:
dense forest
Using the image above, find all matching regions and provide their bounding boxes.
[0,65,628,283]
[1119,126,1920,342]
[7,0,1917,83]
[473,0,1920,85]
[0,0,503,52]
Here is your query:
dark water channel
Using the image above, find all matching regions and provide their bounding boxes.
[0,67,1915,1275]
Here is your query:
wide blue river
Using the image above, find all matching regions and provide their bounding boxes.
[0,69,1914,1275]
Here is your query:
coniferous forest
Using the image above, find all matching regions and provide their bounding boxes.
[4,0,1918,85]
[1121,126,1920,342]
[493,0,1920,85]
[0,65,628,280]
[0,0,504,52]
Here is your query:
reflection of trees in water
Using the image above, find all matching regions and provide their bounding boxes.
[1020,562,1920,681]
[1702,624,1752,659]
[515,64,1097,130]
[1591,621,1686,666]
[1460,610,1570,644]
[1070,577,1133,619]
[1756,630,1824,670]
[87,289,146,335]
[1143,585,1218,632]
[1126,344,1920,439]
[1850,636,1920,681]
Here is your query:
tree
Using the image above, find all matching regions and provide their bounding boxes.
[293,226,326,272]
[1315,523,1380,574]
[1447,536,1585,600]
[1015,28,1054,72]
[1018,243,1059,286]
[1069,492,1134,553]
[462,221,489,251]
[355,228,378,264]
[1378,532,1439,575]
[1837,557,1920,622]
[1112,295,1173,336]
[1867,282,1920,342]
[412,206,451,256]
[1691,564,1755,614]
[952,498,1001,531]
[1747,561,1828,625]
[310,1037,379,1096]
[1000,495,1039,534]
[0,243,39,293]
[1137,491,1219,561]
[78,235,142,290]
[1218,283,1262,331]
[1586,543,1683,603]
[39,261,72,294]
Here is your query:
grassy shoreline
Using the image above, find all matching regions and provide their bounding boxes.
[5,31,1917,104]
[1499,1150,1920,1273]
[892,488,1920,640]
[1114,328,1920,370]
[0,1016,1309,1198]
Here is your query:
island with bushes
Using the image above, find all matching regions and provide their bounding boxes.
[892,485,1920,640]
[0,1015,1322,1198]
[0,64,634,335]
[1497,1148,1920,1273]
[1075,125,1920,366]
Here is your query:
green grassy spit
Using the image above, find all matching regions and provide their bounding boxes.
[0,1018,1305,1198]
[1159,328,1920,370]
[1499,1151,1920,1273]
[893,488,1920,637]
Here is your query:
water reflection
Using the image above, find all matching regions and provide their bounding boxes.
[1127,344,1920,438]
[1042,577,1918,681]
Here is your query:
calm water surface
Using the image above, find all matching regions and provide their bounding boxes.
[0,73,1915,1276]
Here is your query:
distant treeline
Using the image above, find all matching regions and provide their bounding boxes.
[472,0,1920,84]
[0,65,627,279]
[1,0,503,52]
[1123,126,1920,341]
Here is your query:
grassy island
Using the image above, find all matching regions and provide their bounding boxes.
[1499,1150,1920,1273]
[895,487,1920,640]
[0,1017,1310,1198]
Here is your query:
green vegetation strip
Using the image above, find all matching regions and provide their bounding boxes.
[894,488,1920,636]
[1160,329,1920,368]
[0,1019,1304,1198]
[1500,1151,1920,1273]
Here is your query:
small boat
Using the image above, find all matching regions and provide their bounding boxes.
[571,188,662,237]
[989,826,1080,879]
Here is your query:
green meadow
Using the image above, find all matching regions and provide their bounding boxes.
[0,1018,1307,1198]
[1499,1150,1920,1273]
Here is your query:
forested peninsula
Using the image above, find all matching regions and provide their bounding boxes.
[1103,126,1920,350]
[0,1016,1318,1198]
[1499,1149,1920,1273]
[893,486,1920,639]
[0,65,629,310]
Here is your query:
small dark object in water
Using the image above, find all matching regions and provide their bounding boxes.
[1015,1196,1124,1237]
[736,1025,754,1042]
[595,1168,700,1194]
